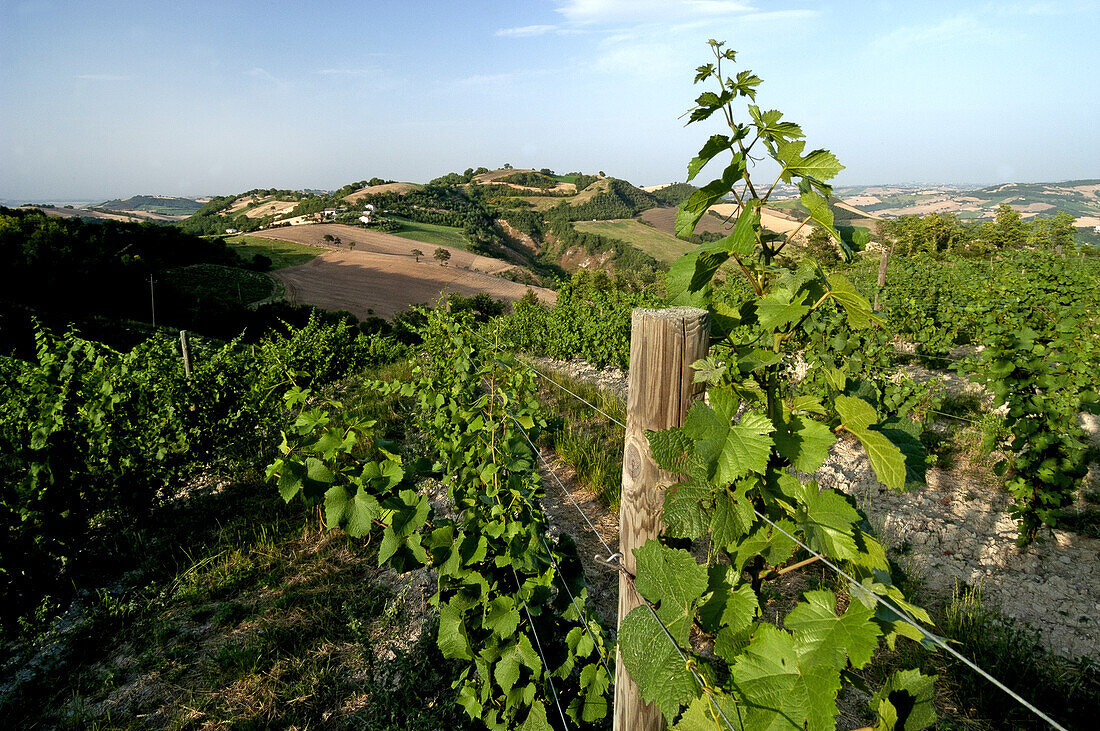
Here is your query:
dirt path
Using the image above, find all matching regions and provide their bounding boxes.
[536,449,621,629]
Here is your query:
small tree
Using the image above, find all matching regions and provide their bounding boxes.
[434,247,451,266]
[411,248,424,262]
[805,225,840,265]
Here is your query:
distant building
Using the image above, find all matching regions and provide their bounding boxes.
[322,208,337,220]
[1094,225,1100,234]
[225,227,239,234]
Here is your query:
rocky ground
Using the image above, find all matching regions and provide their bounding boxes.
[529,355,1100,663]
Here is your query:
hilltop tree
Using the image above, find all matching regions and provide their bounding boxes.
[411,248,423,262]
[433,247,451,266]
[990,203,1027,249]
[1028,211,1076,250]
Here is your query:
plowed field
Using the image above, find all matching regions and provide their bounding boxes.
[251,224,555,318]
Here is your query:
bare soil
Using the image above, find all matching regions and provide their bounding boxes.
[342,183,423,202]
[638,206,732,236]
[252,224,556,318]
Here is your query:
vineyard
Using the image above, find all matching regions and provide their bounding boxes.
[2,41,1099,731]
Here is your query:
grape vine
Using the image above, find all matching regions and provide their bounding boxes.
[615,41,937,729]
[270,306,612,729]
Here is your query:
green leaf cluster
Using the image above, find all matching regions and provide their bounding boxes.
[616,41,938,730]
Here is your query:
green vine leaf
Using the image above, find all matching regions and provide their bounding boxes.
[676,163,745,239]
[774,412,836,474]
[619,605,699,722]
[731,624,841,730]
[687,134,734,182]
[789,478,862,561]
[663,478,711,540]
[439,598,472,660]
[494,634,541,694]
[716,410,776,484]
[648,427,694,473]
[756,288,811,331]
[673,693,741,730]
[734,519,798,573]
[787,589,880,670]
[710,481,755,550]
[871,669,937,731]
[826,273,881,329]
[633,541,709,642]
[835,395,906,491]
[323,484,381,537]
[519,700,553,731]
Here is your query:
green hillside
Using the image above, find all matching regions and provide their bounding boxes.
[573,219,694,263]
[99,195,203,215]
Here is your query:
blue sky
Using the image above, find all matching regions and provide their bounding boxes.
[2,0,1098,200]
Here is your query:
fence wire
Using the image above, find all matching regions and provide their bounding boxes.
[466,322,1069,730]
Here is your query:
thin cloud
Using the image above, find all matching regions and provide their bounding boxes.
[555,0,752,24]
[318,68,373,77]
[246,66,291,92]
[74,73,131,81]
[871,14,995,53]
[496,24,558,37]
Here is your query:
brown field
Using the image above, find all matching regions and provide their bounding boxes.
[252,224,555,318]
[711,203,814,241]
[242,198,300,219]
[226,195,261,214]
[833,200,883,221]
[639,206,739,237]
[473,168,576,194]
[19,206,155,223]
[343,182,423,202]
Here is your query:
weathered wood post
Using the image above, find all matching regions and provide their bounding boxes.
[614,307,709,731]
[180,330,192,379]
[873,248,889,312]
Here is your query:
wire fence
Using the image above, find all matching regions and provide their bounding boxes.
[464,322,1070,730]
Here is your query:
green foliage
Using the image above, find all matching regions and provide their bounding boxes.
[0,315,401,632]
[554,178,659,222]
[498,271,659,368]
[970,322,1095,543]
[269,308,612,727]
[649,182,698,208]
[618,41,935,729]
[98,195,203,216]
[500,172,558,189]
[878,205,1086,259]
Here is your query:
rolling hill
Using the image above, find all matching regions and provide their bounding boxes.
[99,195,203,216]
[835,180,1100,224]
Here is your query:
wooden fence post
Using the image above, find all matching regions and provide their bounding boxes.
[873,248,889,312]
[180,330,192,379]
[614,307,709,731]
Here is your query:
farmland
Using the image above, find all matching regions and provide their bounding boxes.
[573,218,693,263]
[225,234,323,269]
[388,215,469,250]
[248,224,556,318]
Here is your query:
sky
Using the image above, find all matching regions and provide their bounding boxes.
[2,0,1098,200]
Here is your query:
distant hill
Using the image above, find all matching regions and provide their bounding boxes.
[99,195,202,216]
[835,180,1100,224]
